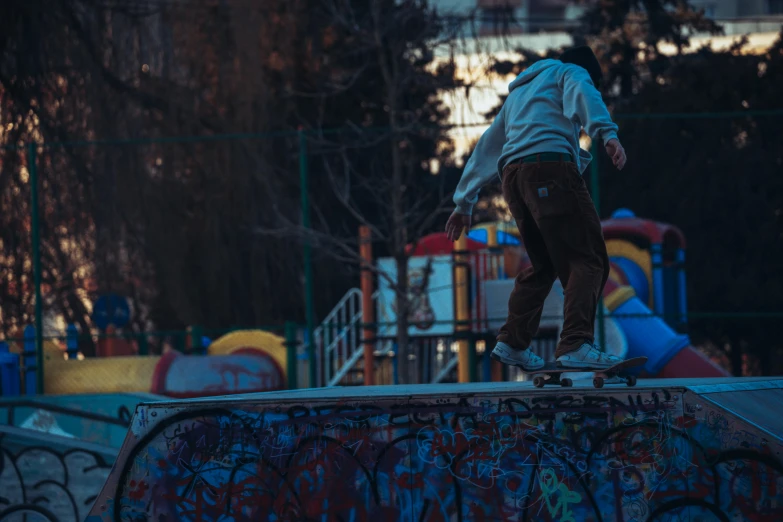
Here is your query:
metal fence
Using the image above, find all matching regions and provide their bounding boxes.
[2,111,783,395]
[3,312,783,398]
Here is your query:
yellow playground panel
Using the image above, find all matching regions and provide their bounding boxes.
[39,329,287,395]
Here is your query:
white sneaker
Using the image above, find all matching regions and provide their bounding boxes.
[556,342,623,369]
[490,342,545,371]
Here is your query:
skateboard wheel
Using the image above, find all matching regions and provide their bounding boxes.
[533,376,546,388]
[593,377,604,388]
[561,378,573,387]
[626,375,637,387]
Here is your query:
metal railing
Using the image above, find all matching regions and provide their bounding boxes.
[313,288,364,387]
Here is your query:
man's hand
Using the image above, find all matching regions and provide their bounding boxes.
[605,138,627,170]
[445,211,472,242]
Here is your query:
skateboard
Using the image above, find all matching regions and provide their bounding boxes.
[518,356,648,388]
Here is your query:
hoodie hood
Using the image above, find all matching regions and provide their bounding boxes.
[508,59,560,92]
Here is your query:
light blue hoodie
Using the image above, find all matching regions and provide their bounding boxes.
[453,59,619,215]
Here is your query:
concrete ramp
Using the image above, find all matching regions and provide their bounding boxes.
[1,424,116,522]
[87,378,783,521]
[687,380,783,442]
[0,393,166,521]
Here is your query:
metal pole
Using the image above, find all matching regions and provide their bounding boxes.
[284,321,298,389]
[591,140,607,351]
[359,226,375,385]
[454,234,471,383]
[467,336,478,383]
[28,143,44,394]
[298,129,316,387]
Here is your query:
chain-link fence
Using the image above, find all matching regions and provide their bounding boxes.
[2,111,782,396]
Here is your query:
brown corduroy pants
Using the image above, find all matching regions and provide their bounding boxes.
[497,158,610,357]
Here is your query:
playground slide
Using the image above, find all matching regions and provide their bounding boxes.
[603,279,729,378]
[468,217,730,379]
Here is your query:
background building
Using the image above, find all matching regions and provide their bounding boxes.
[431,0,783,159]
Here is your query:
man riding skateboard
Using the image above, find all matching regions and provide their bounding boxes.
[445,46,627,372]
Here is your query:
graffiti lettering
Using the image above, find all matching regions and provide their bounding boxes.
[539,467,582,522]
[0,437,113,522]
[76,388,783,522]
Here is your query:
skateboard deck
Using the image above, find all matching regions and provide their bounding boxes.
[522,356,648,388]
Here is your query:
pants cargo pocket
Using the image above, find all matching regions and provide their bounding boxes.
[522,180,577,221]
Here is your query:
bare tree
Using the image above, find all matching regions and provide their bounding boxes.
[1,0,508,374]
[1,0,343,344]
[255,0,479,383]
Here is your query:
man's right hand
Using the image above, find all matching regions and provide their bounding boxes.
[605,138,627,170]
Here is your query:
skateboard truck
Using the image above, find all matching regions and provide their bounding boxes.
[525,357,648,388]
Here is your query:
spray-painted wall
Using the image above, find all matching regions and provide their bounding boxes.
[1,429,115,521]
[88,383,783,521]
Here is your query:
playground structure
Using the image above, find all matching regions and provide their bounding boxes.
[313,208,729,387]
[0,329,288,398]
[0,208,730,397]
